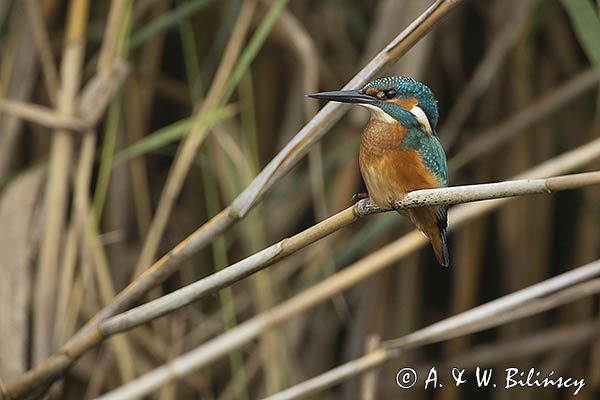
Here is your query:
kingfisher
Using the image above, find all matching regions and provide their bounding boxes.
[309,76,449,266]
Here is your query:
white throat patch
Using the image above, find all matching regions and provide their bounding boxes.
[409,105,433,135]
[360,103,434,135]
[359,104,396,123]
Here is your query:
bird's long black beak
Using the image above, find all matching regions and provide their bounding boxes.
[307,89,376,104]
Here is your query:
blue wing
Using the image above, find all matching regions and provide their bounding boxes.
[400,127,450,266]
[401,128,448,187]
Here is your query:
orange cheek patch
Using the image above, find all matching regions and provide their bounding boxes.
[365,88,380,96]
[389,97,418,111]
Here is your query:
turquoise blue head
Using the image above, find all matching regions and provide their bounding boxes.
[309,76,439,134]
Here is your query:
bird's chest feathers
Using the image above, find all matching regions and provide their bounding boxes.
[359,119,438,206]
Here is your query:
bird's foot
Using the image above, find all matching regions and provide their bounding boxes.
[352,192,369,203]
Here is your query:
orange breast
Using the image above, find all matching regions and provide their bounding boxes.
[359,119,439,207]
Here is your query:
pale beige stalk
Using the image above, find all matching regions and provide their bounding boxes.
[33,0,90,364]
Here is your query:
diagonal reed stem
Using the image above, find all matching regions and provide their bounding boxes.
[263,261,600,400]
[1,2,464,397]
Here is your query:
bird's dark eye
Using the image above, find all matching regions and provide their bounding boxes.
[384,89,397,99]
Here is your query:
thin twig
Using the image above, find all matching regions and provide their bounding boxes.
[0,99,89,131]
[0,60,130,131]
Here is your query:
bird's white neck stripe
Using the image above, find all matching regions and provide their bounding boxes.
[409,105,433,135]
[360,103,434,135]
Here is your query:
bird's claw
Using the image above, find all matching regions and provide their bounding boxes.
[352,192,369,203]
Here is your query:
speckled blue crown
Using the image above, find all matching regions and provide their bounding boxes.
[363,76,439,128]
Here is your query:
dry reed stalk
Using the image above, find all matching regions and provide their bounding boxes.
[133,0,258,277]
[63,0,135,387]
[217,348,263,400]
[360,334,381,400]
[122,76,153,238]
[54,135,95,347]
[439,322,599,371]
[493,48,551,400]
[123,0,170,241]
[33,0,90,365]
[23,0,60,106]
[0,4,38,177]
[0,98,88,130]
[442,0,537,147]
[0,57,127,131]
[263,263,600,400]
[54,0,136,388]
[451,68,599,170]
[83,347,115,399]
[0,166,45,379]
[265,6,322,392]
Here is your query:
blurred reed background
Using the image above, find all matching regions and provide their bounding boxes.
[1,0,600,399]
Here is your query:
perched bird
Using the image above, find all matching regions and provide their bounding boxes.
[309,76,449,266]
